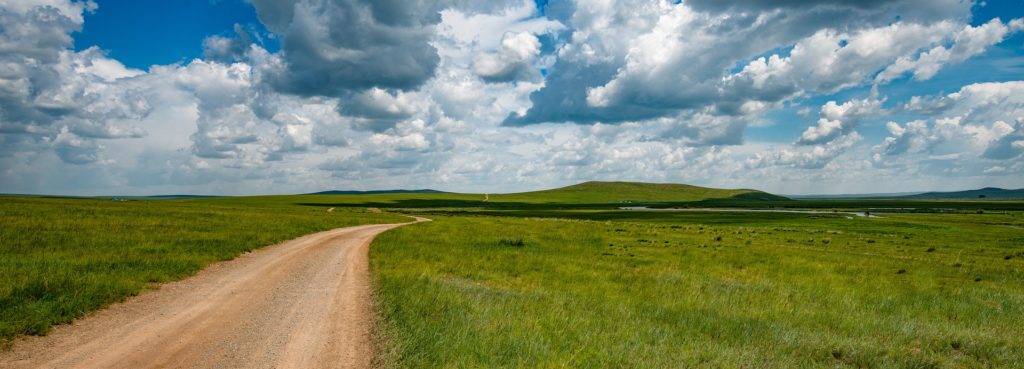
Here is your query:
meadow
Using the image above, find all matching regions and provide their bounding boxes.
[371,211,1024,368]
[2,182,1023,368]
[0,196,405,346]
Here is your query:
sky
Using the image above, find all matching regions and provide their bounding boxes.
[1,0,1023,196]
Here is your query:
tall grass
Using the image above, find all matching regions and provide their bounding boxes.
[371,212,1024,368]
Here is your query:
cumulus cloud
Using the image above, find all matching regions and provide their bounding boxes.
[336,88,425,132]
[52,126,102,164]
[250,0,442,95]
[515,0,1018,129]
[749,132,863,170]
[797,97,884,145]
[876,18,1024,83]
[202,24,255,63]
[873,81,1024,174]
[2,0,1023,196]
[0,1,149,165]
[472,31,542,83]
[248,0,524,97]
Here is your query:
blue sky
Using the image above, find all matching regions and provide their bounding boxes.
[2,0,1023,195]
[74,0,275,68]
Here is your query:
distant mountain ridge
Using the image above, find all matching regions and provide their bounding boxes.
[309,189,446,195]
[901,187,1024,199]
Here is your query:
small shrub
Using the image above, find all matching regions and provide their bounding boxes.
[866,239,876,244]
[897,269,907,274]
[498,237,525,247]
[950,340,962,350]
[926,247,935,252]
[974,277,982,282]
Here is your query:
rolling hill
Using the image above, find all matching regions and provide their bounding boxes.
[288,181,788,208]
[489,181,787,204]
[901,187,1024,199]
[308,189,445,195]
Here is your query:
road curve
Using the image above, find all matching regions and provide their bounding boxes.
[0,217,429,369]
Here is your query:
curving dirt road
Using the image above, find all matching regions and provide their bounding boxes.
[0,217,428,369]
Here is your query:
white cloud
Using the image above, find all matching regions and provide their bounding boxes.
[472,31,542,82]
[876,18,1022,83]
[438,0,563,51]
[873,81,1024,174]
[797,97,884,145]
[724,19,1022,109]
[0,2,149,165]
[749,132,863,170]
[512,0,1016,138]
[1,0,1022,196]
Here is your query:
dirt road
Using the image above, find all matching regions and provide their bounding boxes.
[0,218,428,369]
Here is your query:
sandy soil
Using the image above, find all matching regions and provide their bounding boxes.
[0,217,428,369]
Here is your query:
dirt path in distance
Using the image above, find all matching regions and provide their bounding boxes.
[0,217,429,369]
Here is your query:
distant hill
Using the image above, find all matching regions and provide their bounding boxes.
[491,181,787,204]
[790,192,923,199]
[901,187,1024,200]
[309,189,446,195]
[144,195,224,199]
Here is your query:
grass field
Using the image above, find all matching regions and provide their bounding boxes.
[488,181,786,203]
[2,182,1023,367]
[371,211,1024,368]
[274,181,786,210]
[0,196,406,346]
[274,181,1019,211]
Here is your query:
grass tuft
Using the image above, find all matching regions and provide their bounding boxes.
[497,237,526,247]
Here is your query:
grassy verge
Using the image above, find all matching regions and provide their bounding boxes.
[0,196,406,346]
[371,212,1024,368]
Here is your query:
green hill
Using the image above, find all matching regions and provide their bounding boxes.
[308,189,445,195]
[489,181,787,204]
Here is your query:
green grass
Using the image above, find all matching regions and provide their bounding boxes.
[371,211,1024,368]
[0,196,406,346]
[253,183,1024,211]
[3,184,1024,367]
[265,181,790,211]
[488,181,786,203]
